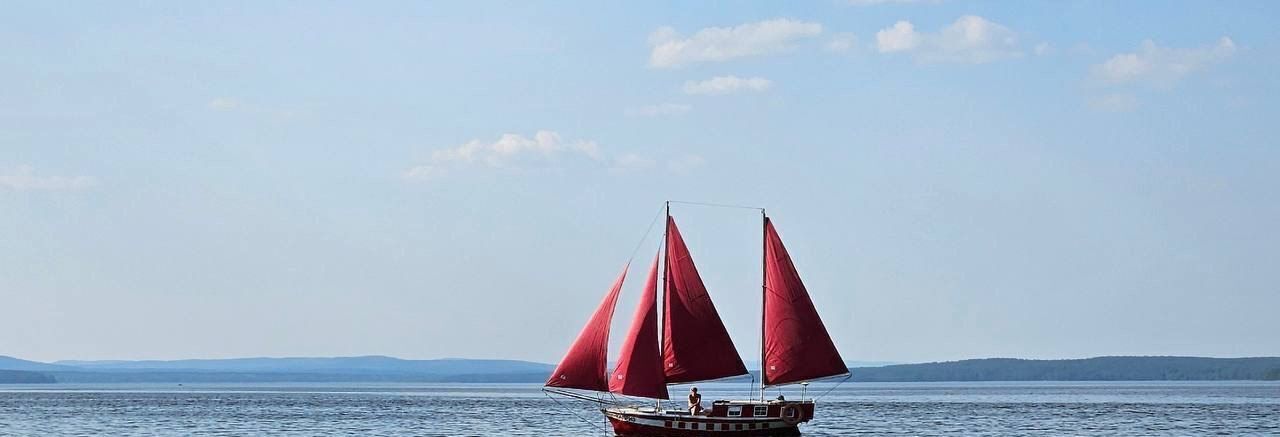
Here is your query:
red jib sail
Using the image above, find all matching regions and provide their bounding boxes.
[762,218,847,386]
[609,253,669,399]
[545,264,628,391]
[663,216,748,383]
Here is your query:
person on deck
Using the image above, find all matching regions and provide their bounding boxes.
[688,387,704,415]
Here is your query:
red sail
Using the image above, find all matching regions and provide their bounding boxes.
[545,264,628,391]
[609,253,669,399]
[663,217,748,383]
[763,218,847,386]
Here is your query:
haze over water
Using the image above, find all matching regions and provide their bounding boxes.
[3,382,1277,435]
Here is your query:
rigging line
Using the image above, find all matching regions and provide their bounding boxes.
[612,393,664,407]
[664,373,754,386]
[668,200,765,211]
[812,373,853,402]
[626,204,667,263]
[544,390,610,435]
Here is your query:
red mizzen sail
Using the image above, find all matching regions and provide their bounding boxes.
[545,264,628,391]
[609,253,669,399]
[663,216,748,384]
[762,218,847,386]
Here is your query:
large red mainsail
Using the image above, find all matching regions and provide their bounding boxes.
[608,254,669,399]
[663,216,748,384]
[545,264,628,391]
[763,218,847,386]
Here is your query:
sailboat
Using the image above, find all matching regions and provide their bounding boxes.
[544,203,848,436]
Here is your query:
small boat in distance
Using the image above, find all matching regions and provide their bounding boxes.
[544,203,849,436]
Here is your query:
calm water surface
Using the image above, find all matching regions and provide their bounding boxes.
[1,381,1277,436]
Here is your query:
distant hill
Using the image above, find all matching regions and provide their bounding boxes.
[1,355,556,384]
[844,361,899,368]
[743,360,899,370]
[7,355,1280,383]
[43,356,555,383]
[55,356,552,375]
[0,356,77,372]
[850,356,1280,382]
[44,370,556,384]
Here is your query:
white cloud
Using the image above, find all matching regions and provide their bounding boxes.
[875,15,1021,63]
[435,131,600,167]
[625,103,693,117]
[875,21,920,53]
[402,132,712,182]
[1092,37,1236,86]
[404,131,648,181]
[0,165,97,192]
[648,19,823,68]
[683,76,772,95]
[825,32,859,53]
[1089,93,1139,113]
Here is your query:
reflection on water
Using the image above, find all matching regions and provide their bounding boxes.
[1,382,1277,435]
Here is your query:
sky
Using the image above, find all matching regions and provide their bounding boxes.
[2,1,1278,365]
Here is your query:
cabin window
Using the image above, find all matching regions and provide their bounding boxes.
[754,405,769,417]
[786,408,797,418]
[721,424,730,431]
[727,406,742,417]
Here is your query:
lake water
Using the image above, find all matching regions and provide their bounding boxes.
[1,381,1278,435]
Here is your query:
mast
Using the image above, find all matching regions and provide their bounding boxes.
[760,209,767,402]
[659,201,669,411]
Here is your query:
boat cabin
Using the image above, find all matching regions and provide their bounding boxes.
[706,400,815,422]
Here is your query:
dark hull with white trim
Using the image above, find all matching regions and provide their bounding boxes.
[603,401,813,436]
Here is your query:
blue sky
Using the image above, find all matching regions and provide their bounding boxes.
[2,1,1278,364]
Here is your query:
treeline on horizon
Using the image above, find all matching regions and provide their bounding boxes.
[3,356,1280,384]
[0,370,56,383]
[849,357,1280,382]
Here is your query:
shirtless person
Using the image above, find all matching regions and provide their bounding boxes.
[688,387,704,415]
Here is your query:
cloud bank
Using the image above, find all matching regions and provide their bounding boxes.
[625,103,693,117]
[403,131,602,180]
[683,76,773,95]
[649,19,823,68]
[1092,37,1236,87]
[875,15,1021,63]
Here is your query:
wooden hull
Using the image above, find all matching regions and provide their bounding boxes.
[602,402,810,436]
